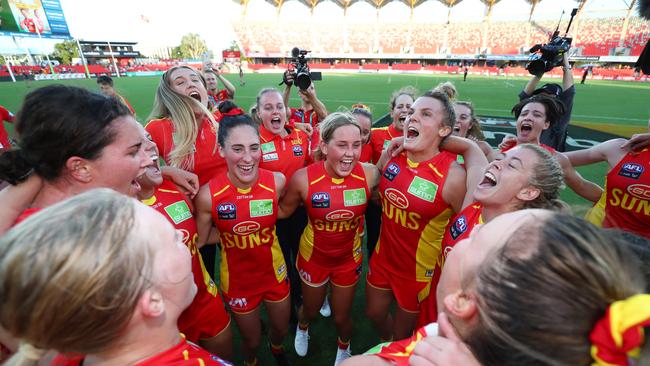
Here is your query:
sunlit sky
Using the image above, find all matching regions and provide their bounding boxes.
[0,0,642,57]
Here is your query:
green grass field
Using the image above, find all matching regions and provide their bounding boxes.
[1,73,649,365]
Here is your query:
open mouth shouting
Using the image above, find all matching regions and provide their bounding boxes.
[406,125,420,141]
[270,116,282,130]
[339,157,354,172]
[188,91,202,102]
[478,170,497,189]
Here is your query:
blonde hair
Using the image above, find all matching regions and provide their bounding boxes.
[433,81,458,102]
[517,144,567,211]
[0,189,154,365]
[466,212,647,366]
[313,111,361,161]
[148,66,218,170]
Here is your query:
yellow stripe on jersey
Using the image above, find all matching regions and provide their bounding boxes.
[427,163,444,178]
[198,250,218,297]
[270,229,288,282]
[158,188,180,194]
[183,349,189,360]
[350,173,366,182]
[299,219,316,261]
[141,195,157,206]
[586,181,607,227]
[259,183,275,193]
[198,359,206,366]
[332,177,344,185]
[219,247,230,293]
[418,282,431,303]
[407,158,419,169]
[352,234,362,263]
[213,184,231,198]
[237,187,252,194]
[415,208,452,282]
[310,174,326,185]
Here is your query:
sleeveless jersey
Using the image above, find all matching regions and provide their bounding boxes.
[209,169,287,296]
[141,179,220,337]
[300,161,369,268]
[418,203,484,327]
[146,114,226,186]
[590,149,650,238]
[259,125,310,182]
[373,152,456,283]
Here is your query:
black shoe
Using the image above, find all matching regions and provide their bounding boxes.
[271,349,292,366]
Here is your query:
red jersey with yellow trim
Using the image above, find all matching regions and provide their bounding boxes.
[368,323,439,365]
[373,152,456,283]
[300,161,369,268]
[501,142,556,154]
[117,94,136,115]
[208,169,287,296]
[208,89,230,105]
[142,179,221,339]
[0,105,14,150]
[360,144,373,163]
[418,203,484,327]
[51,337,231,365]
[288,107,319,127]
[369,124,401,164]
[589,149,650,238]
[259,125,310,182]
[146,114,225,186]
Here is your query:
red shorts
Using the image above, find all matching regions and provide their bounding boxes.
[222,279,290,314]
[296,254,362,288]
[178,292,231,342]
[366,259,430,313]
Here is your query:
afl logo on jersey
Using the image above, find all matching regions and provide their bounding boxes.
[325,209,354,221]
[311,192,330,208]
[628,184,650,200]
[383,162,400,181]
[293,145,304,157]
[449,215,468,240]
[618,163,644,179]
[217,202,237,220]
[233,221,261,235]
[385,188,409,209]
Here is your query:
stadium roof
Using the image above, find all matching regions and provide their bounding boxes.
[233,0,465,10]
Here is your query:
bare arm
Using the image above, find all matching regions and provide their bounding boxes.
[278,168,305,219]
[557,153,603,203]
[282,71,293,114]
[564,138,627,170]
[161,166,199,198]
[303,89,329,121]
[442,162,467,214]
[523,74,543,96]
[362,163,381,201]
[440,136,489,209]
[0,174,42,235]
[217,73,236,99]
[195,185,215,248]
[562,53,574,91]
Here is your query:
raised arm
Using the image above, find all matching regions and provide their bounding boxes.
[441,136,489,209]
[564,138,628,170]
[217,72,236,99]
[556,153,603,203]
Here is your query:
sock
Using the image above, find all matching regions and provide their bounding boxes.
[244,358,259,366]
[270,343,285,355]
[298,322,309,331]
[337,337,350,350]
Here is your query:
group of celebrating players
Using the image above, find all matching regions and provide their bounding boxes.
[0,59,648,366]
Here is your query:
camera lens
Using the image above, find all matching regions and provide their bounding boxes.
[295,72,311,90]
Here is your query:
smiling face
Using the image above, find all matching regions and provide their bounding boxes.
[321,124,362,179]
[391,94,414,132]
[168,67,208,111]
[220,124,261,188]
[516,102,549,144]
[204,72,219,92]
[473,146,540,207]
[453,103,472,138]
[257,91,287,136]
[354,113,372,145]
[403,96,451,156]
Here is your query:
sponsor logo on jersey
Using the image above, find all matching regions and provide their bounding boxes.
[311,192,330,208]
[618,163,644,179]
[292,144,304,157]
[164,200,192,224]
[443,245,454,259]
[383,162,400,181]
[407,176,439,202]
[217,202,237,220]
[179,229,191,245]
[278,263,286,276]
[233,221,261,235]
[229,297,248,309]
[261,141,276,154]
[425,269,433,278]
[344,188,366,206]
[382,139,391,150]
[325,209,355,221]
[250,199,273,217]
[449,215,468,240]
[628,184,650,200]
[263,152,279,162]
[299,268,312,283]
[384,188,409,209]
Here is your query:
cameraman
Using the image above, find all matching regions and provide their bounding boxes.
[282,70,328,144]
[519,53,575,152]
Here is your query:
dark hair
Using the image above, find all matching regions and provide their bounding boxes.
[96,75,114,86]
[0,85,131,184]
[467,213,646,366]
[511,94,565,128]
[351,106,372,120]
[217,100,259,147]
[419,90,456,130]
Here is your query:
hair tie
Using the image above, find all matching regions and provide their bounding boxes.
[590,294,650,366]
[18,342,47,360]
[216,108,245,122]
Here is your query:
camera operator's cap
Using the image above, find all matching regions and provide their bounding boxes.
[533,83,562,97]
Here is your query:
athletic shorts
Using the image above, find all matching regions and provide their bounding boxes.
[178,293,231,342]
[296,254,362,288]
[366,258,430,313]
[222,279,290,314]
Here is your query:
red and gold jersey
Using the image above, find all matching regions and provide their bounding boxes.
[501,142,556,154]
[360,143,373,163]
[300,161,369,268]
[51,337,231,365]
[117,93,136,115]
[259,125,310,182]
[0,105,14,150]
[369,124,401,164]
[418,203,484,327]
[142,179,222,339]
[288,108,319,127]
[208,89,230,105]
[367,323,439,366]
[589,149,650,238]
[208,169,287,296]
[145,115,226,186]
[372,152,456,283]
